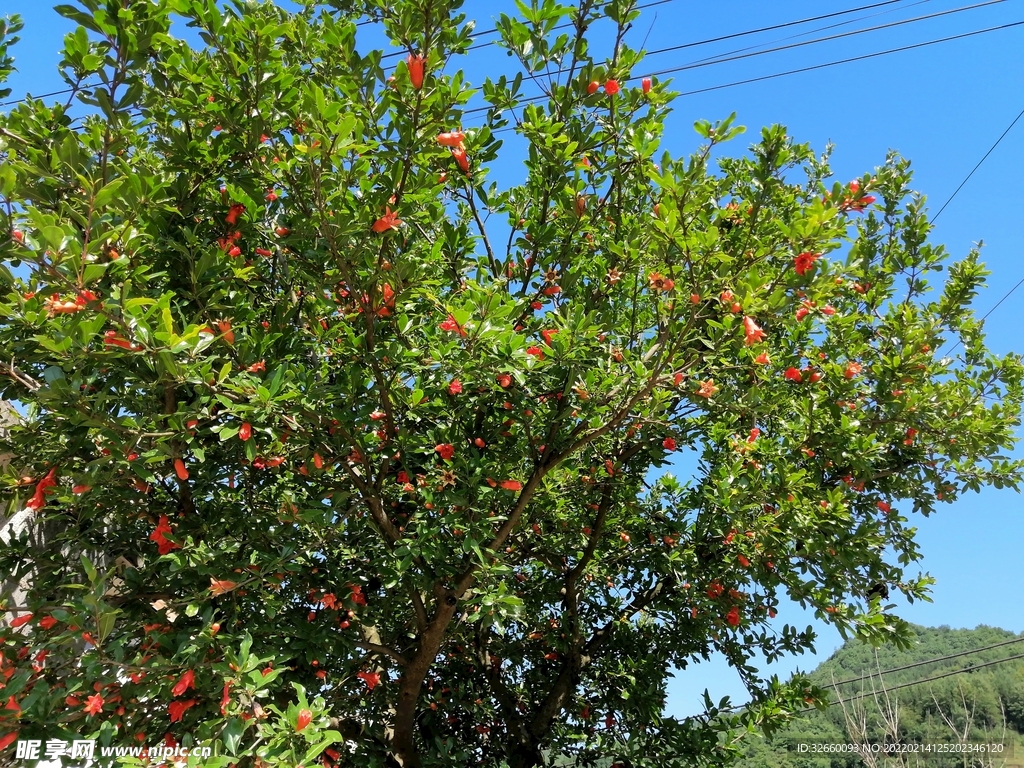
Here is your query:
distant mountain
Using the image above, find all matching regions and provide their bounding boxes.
[734,624,1024,768]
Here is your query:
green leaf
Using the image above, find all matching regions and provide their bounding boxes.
[83,262,110,284]
[81,555,98,584]
[221,717,245,755]
[302,732,342,764]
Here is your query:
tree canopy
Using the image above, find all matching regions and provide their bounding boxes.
[0,0,1022,766]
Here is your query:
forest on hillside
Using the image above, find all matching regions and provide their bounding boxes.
[734,624,1024,768]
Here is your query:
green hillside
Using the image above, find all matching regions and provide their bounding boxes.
[735,625,1024,768]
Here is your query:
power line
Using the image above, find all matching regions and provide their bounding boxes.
[653,21,1024,96]
[933,104,1024,223]
[818,651,1024,711]
[976,277,1024,322]
[721,636,1024,717]
[930,103,1024,357]
[644,0,1001,71]
[465,1,1007,116]
[940,274,1024,356]
[1,84,82,107]
[625,0,909,55]
[681,0,931,67]
[824,635,1024,689]
[379,0,905,62]
[0,0,903,107]
[380,0,677,61]
[482,21,1024,133]
[0,1,677,108]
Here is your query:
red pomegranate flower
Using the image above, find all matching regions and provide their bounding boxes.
[239,422,252,441]
[25,467,59,511]
[452,147,470,175]
[168,699,196,723]
[171,670,196,697]
[784,367,802,383]
[150,515,181,555]
[209,577,237,596]
[642,77,652,93]
[439,314,467,337]
[356,671,381,690]
[225,203,246,225]
[437,130,466,148]
[372,207,402,233]
[604,79,620,95]
[499,480,523,491]
[793,252,820,276]
[742,316,766,345]
[448,379,463,395]
[84,694,104,716]
[663,437,677,451]
[407,53,425,89]
[216,319,235,345]
[695,380,718,398]
[220,682,231,716]
[435,443,455,461]
[296,708,313,731]
[844,361,863,379]
[726,606,740,627]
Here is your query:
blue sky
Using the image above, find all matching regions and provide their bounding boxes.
[3,0,1023,721]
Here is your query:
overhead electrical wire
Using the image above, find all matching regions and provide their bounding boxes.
[463,0,1008,116]
[659,21,1024,97]
[0,2,677,106]
[717,637,1024,717]
[933,103,1024,223]
[642,0,1000,68]
[681,0,931,67]
[816,651,1024,711]
[378,0,905,61]
[1,0,906,107]
[478,21,1023,135]
[379,0,678,60]
[821,635,1024,689]
[915,102,1023,358]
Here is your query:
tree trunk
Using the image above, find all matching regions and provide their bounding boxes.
[389,591,460,767]
[506,743,544,768]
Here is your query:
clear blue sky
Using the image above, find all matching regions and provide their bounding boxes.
[3,0,1023,721]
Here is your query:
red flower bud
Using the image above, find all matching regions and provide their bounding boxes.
[407,53,426,90]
